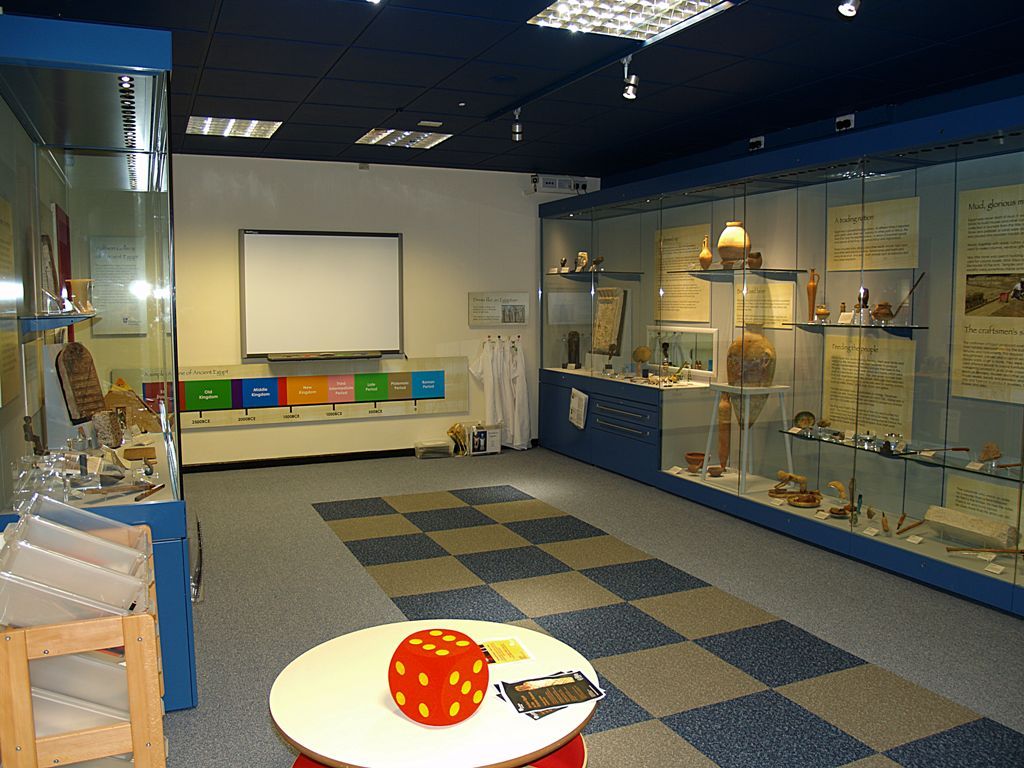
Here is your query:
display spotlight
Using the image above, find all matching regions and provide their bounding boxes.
[837,0,860,17]
[512,108,523,142]
[622,56,639,100]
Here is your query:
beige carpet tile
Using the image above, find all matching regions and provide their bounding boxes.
[365,556,483,598]
[839,756,903,768]
[507,618,551,636]
[492,571,622,617]
[327,514,420,542]
[539,535,649,570]
[427,524,530,555]
[596,642,765,717]
[475,499,568,523]
[583,720,718,768]
[777,663,980,752]
[381,491,466,513]
[632,586,777,639]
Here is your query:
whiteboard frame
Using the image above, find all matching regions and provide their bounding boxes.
[238,229,404,360]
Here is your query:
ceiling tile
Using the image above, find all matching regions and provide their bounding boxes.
[172,30,210,67]
[480,26,634,71]
[386,1,548,23]
[261,140,345,158]
[683,58,819,97]
[216,0,377,44]
[436,134,512,155]
[271,123,367,144]
[337,144,426,163]
[626,46,741,87]
[306,79,426,109]
[327,48,463,87]
[519,98,610,126]
[181,134,269,154]
[32,0,219,32]
[170,66,199,95]
[437,61,561,98]
[464,118,566,143]
[383,112,483,135]
[633,84,738,116]
[190,96,298,121]
[356,7,517,58]
[403,148,492,167]
[403,88,512,118]
[205,34,341,77]
[290,103,397,128]
[198,69,317,102]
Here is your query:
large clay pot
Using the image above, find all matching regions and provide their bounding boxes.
[726,326,776,427]
[698,236,713,270]
[717,396,731,469]
[717,221,749,270]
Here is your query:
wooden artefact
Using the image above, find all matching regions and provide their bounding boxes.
[924,505,1020,549]
[896,518,925,536]
[388,628,488,726]
[979,442,1001,461]
[55,342,105,424]
[104,383,162,434]
[124,446,157,462]
[892,271,925,317]
[806,269,819,322]
[717,396,731,469]
[0,613,165,768]
[92,409,124,448]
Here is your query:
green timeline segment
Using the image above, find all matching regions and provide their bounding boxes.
[179,371,445,412]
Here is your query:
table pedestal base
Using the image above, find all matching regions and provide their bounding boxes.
[292,733,587,768]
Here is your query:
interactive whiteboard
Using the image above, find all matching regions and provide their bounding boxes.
[239,230,403,359]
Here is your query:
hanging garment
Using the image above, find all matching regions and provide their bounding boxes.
[469,340,501,428]
[496,338,516,446]
[510,339,531,450]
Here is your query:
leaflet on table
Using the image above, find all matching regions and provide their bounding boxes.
[496,670,604,715]
[479,638,531,664]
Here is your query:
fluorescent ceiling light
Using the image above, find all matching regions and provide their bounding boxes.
[417,120,444,128]
[529,0,733,41]
[356,128,453,149]
[186,116,282,139]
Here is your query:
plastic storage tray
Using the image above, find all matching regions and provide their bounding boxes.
[24,494,151,555]
[12,515,149,578]
[29,651,129,711]
[31,686,129,738]
[0,539,147,612]
[0,571,129,627]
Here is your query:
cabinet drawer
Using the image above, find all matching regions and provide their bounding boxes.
[589,395,659,431]
[590,414,657,444]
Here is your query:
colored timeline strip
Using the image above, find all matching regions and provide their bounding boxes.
[177,371,445,412]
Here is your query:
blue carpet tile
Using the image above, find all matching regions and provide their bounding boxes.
[581,559,708,600]
[450,485,534,505]
[696,620,866,687]
[457,546,571,582]
[504,515,606,544]
[344,533,448,566]
[583,673,653,735]
[404,506,493,532]
[313,497,397,520]
[885,718,1024,768]
[392,585,526,623]
[318,487,1020,767]
[536,603,686,658]
[663,690,874,768]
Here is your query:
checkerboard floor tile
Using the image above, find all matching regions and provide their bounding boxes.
[317,487,1023,767]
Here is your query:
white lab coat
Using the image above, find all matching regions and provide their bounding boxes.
[470,338,530,450]
[510,340,530,450]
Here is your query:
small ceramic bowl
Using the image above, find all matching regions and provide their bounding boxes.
[706,465,725,477]
[684,452,705,472]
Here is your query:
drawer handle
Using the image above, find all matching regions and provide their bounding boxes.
[595,403,645,420]
[596,419,647,437]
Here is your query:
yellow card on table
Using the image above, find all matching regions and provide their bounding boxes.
[481,638,530,664]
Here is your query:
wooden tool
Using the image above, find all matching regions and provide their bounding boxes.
[124,445,157,461]
[84,483,153,496]
[945,547,1024,555]
[134,483,165,502]
[892,271,925,317]
[896,518,925,536]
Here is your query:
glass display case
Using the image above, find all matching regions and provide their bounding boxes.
[0,15,195,708]
[539,132,1024,614]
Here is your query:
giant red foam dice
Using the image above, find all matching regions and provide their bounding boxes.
[388,628,489,726]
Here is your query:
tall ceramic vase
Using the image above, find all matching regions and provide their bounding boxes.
[726,325,777,428]
[699,235,713,270]
[806,269,819,322]
[717,221,749,270]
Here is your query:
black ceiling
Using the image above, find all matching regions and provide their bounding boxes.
[7,1,1024,179]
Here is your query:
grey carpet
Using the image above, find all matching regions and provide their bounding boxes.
[164,449,1024,767]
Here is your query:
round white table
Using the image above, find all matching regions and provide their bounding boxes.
[270,620,598,768]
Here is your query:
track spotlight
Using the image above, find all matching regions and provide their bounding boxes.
[512,108,523,142]
[622,56,639,100]
[837,0,860,17]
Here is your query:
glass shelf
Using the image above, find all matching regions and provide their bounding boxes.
[546,269,642,278]
[782,429,1022,480]
[668,267,806,278]
[785,321,926,336]
[19,313,95,333]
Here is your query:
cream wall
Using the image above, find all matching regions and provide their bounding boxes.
[172,154,568,465]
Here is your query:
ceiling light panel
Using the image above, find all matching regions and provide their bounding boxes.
[529,1,731,40]
[186,116,282,138]
[356,129,453,149]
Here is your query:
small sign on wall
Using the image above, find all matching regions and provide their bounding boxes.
[468,291,529,328]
